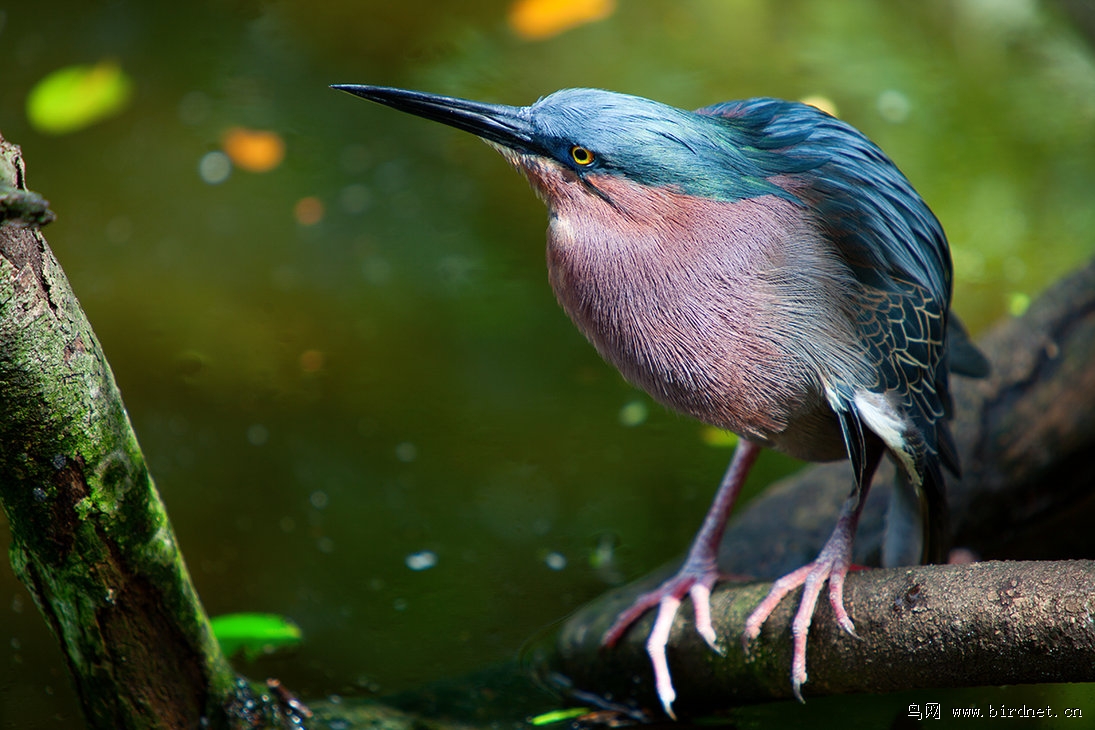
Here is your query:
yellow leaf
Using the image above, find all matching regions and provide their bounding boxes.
[26,61,133,135]
[799,95,839,118]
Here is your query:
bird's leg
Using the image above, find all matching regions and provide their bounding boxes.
[741,447,881,702]
[601,439,761,718]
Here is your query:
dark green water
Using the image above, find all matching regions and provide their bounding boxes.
[1,1,1092,726]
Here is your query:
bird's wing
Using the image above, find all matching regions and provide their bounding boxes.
[698,98,952,305]
[701,99,953,422]
[701,99,961,562]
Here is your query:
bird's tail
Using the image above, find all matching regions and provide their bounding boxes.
[883,450,949,567]
[947,314,990,379]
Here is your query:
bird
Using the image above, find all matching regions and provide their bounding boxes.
[332,83,988,717]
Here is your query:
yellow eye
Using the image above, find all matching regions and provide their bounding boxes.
[570,145,594,166]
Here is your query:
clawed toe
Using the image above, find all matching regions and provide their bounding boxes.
[599,441,760,718]
[742,552,858,702]
[601,569,722,718]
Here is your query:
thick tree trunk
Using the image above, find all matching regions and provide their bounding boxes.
[553,259,1095,715]
[0,135,244,727]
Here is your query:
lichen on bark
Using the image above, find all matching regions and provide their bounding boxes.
[0,133,240,728]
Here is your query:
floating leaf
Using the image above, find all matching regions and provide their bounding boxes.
[211,612,302,661]
[529,707,589,725]
[221,126,286,173]
[508,0,616,41]
[26,61,133,135]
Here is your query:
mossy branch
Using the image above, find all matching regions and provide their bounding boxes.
[0,134,244,727]
[553,259,1095,715]
[558,560,1095,712]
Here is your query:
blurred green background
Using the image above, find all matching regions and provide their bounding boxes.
[1,0,1093,727]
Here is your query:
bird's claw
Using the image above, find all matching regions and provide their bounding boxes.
[687,582,723,653]
[741,544,857,702]
[602,570,722,719]
[646,596,681,719]
[599,443,760,717]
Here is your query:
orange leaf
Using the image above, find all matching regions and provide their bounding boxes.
[508,0,615,41]
[221,127,286,173]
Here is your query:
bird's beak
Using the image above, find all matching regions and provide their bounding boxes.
[332,84,541,156]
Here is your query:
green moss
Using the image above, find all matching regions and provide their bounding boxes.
[1,140,240,727]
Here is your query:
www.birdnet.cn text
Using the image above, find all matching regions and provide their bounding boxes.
[909,703,1085,720]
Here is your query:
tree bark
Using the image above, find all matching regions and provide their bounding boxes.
[0,135,245,727]
[553,259,1095,715]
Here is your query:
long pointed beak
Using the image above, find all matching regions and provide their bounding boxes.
[332,84,542,156]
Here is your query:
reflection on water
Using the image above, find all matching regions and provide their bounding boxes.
[1,1,1094,726]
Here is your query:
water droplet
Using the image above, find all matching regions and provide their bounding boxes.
[877,89,911,123]
[395,442,418,463]
[618,399,647,427]
[178,91,210,125]
[405,550,437,571]
[246,424,268,446]
[340,183,372,214]
[199,151,231,184]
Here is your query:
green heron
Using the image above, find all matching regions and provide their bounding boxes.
[333,84,987,717]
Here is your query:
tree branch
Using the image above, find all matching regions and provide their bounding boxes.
[552,259,1095,715]
[0,134,245,727]
[557,560,1095,709]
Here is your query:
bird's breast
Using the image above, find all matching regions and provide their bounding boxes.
[543,178,856,459]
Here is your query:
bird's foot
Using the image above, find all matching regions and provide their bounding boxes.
[601,561,724,719]
[741,521,859,702]
[600,440,760,719]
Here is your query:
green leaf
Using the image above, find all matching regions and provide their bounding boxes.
[210,612,303,661]
[528,707,589,725]
[26,61,133,135]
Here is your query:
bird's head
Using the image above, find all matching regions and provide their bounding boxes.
[332,85,802,214]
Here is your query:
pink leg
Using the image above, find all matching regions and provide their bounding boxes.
[741,491,866,702]
[601,440,761,718]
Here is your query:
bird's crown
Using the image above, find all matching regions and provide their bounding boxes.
[525,88,820,202]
